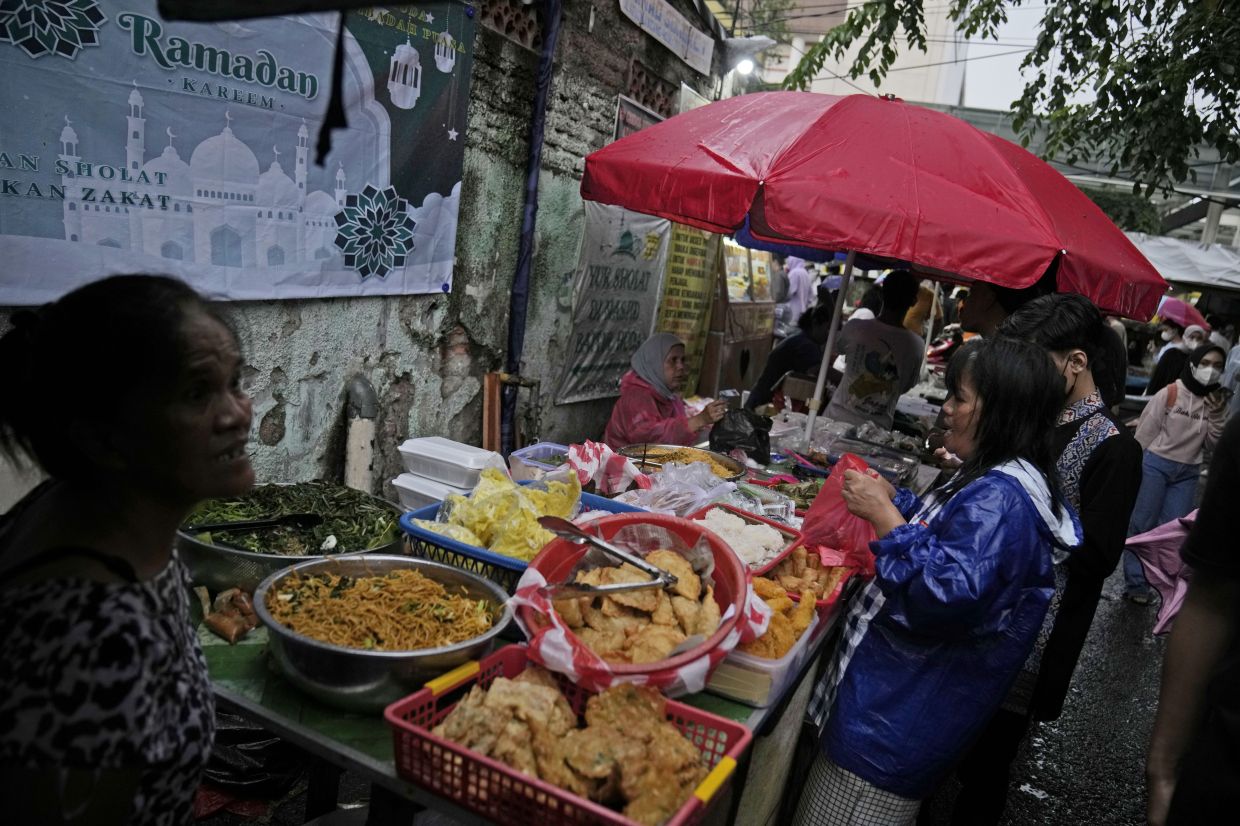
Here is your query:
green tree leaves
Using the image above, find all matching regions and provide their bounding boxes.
[783,0,1240,193]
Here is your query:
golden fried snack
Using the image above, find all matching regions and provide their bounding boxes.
[790,590,816,634]
[583,600,646,634]
[575,627,627,660]
[585,683,667,730]
[764,593,795,615]
[790,544,808,577]
[645,550,700,601]
[624,777,687,826]
[670,595,701,635]
[693,585,721,637]
[599,564,659,613]
[752,576,787,601]
[650,590,677,626]
[553,597,586,629]
[627,625,687,664]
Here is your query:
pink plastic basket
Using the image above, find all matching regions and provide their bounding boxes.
[384,644,753,826]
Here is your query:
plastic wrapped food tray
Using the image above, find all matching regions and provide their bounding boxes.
[688,503,803,576]
[399,487,644,593]
[385,644,752,826]
[706,610,821,708]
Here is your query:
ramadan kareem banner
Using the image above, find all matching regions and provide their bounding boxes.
[0,1,475,304]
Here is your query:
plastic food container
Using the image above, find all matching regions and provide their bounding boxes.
[399,489,644,593]
[689,503,803,576]
[509,442,570,482]
[397,437,506,488]
[386,644,752,826]
[706,610,821,707]
[391,473,472,512]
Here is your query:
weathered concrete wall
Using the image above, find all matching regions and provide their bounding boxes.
[0,0,719,504]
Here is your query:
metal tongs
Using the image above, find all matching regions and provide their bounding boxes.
[537,516,678,599]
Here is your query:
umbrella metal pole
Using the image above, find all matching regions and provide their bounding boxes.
[805,251,855,443]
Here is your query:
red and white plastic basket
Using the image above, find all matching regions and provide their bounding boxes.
[385,644,753,826]
[512,513,771,696]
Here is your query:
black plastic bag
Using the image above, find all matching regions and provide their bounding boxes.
[202,709,310,799]
[709,409,772,464]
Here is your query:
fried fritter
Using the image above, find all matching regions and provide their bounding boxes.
[585,683,667,731]
[650,590,677,626]
[626,624,687,664]
[575,626,627,660]
[764,593,795,615]
[694,585,721,637]
[790,589,816,634]
[670,595,701,635]
[599,564,660,613]
[646,550,700,600]
[752,576,787,601]
[553,596,586,629]
[583,599,646,634]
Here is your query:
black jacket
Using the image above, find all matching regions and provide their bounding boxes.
[1030,410,1143,720]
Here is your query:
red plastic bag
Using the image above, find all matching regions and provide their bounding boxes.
[800,454,878,574]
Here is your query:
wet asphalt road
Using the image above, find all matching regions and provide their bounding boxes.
[922,568,1168,826]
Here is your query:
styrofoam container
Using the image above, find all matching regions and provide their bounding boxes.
[391,473,472,512]
[705,610,821,707]
[397,437,506,488]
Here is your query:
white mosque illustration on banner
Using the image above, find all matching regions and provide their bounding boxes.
[56,93,351,269]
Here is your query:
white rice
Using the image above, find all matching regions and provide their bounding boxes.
[696,508,786,568]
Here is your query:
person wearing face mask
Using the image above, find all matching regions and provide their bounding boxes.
[794,338,1080,826]
[603,333,726,449]
[1146,321,1192,396]
[930,294,1143,826]
[1124,344,1229,603]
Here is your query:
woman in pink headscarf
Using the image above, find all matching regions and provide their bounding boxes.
[603,333,726,448]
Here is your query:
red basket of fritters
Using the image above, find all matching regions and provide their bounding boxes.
[512,513,771,696]
[385,644,753,826]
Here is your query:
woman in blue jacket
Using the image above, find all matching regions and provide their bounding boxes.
[794,337,1082,826]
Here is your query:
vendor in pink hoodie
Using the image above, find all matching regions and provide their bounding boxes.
[604,333,726,448]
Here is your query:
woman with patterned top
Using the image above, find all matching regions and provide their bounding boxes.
[929,293,1144,826]
[0,275,253,825]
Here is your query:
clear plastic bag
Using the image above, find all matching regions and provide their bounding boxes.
[614,462,736,516]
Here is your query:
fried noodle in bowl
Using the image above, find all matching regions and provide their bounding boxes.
[266,569,494,651]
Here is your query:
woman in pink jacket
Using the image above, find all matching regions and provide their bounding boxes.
[604,333,726,448]
[1123,344,1228,602]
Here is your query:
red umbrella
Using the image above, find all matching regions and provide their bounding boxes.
[582,92,1166,320]
[1157,296,1209,331]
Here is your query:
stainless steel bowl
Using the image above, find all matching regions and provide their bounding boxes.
[253,555,513,712]
[618,443,747,481]
[178,487,403,593]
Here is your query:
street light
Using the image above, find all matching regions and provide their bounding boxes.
[736,58,755,76]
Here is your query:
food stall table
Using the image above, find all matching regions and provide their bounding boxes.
[202,603,844,825]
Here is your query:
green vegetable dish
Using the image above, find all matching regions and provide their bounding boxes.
[185,482,401,556]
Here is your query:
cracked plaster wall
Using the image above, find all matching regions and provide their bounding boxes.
[0,0,718,504]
